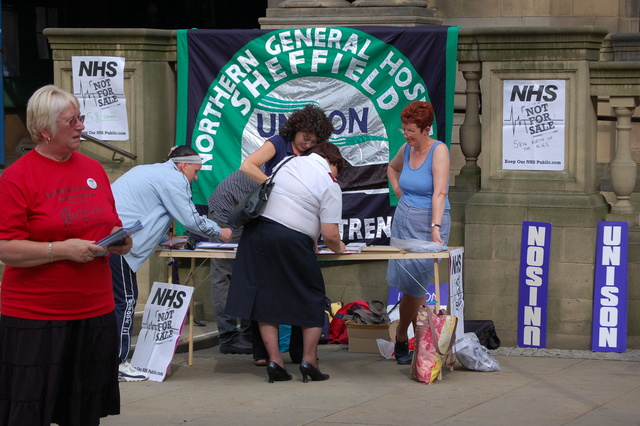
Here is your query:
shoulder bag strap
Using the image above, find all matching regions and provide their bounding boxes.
[423,305,446,356]
[266,155,296,183]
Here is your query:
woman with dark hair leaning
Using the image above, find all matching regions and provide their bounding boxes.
[240,103,335,183]
[227,142,347,383]
[239,104,335,367]
[0,85,132,425]
[386,101,451,365]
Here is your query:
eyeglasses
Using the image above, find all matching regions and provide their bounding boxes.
[58,115,85,128]
[301,133,319,146]
[398,128,418,135]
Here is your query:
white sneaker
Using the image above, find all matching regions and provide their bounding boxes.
[118,361,148,382]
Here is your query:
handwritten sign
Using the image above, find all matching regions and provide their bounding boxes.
[71,56,129,141]
[502,80,565,171]
[448,248,465,351]
[131,282,193,382]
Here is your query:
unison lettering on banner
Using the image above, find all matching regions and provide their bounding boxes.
[591,221,628,352]
[517,222,551,348]
[131,282,193,382]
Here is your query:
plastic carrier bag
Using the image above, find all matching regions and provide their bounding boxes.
[390,237,447,253]
[410,306,457,384]
[455,332,501,372]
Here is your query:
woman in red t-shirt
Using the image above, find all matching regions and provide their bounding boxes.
[0,85,132,425]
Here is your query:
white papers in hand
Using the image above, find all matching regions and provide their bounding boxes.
[95,220,143,255]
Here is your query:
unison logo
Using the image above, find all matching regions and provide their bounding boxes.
[591,222,628,352]
[517,222,552,348]
[254,107,371,139]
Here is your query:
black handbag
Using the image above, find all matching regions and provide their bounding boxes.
[463,320,501,349]
[227,156,295,228]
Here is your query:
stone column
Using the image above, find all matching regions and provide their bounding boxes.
[447,60,482,247]
[456,61,482,189]
[590,61,640,226]
[609,97,639,219]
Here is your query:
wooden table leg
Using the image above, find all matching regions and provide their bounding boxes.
[166,256,196,366]
[167,257,196,368]
[433,258,445,381]
[434,258,441,312]
[188,257,195,366]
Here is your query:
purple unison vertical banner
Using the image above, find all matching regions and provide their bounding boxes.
[591,221,628,352]
[517,221,552,348]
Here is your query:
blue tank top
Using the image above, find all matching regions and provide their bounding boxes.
[398,141,451,210]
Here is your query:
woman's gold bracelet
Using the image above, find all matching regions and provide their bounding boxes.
[48,242,54,263]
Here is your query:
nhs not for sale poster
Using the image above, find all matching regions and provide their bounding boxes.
[72,56,130,141]
[502,80,566,171]
[131,282,193,382]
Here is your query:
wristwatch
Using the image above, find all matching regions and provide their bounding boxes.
[431,223,441,229]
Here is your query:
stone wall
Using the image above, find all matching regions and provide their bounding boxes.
[429,0,639,34]
[455,26,639,350]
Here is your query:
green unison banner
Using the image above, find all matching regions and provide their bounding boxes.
[176,26,458,245]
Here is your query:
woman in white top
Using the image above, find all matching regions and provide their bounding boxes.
[226,143,346,383]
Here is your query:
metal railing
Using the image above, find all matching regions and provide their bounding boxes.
[81,132,137,161]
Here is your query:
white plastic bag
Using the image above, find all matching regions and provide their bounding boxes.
[390,237,447,252]
[455,332,500,372]
[377,339,394,359]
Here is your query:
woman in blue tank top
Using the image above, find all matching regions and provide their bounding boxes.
[386,101,451,365]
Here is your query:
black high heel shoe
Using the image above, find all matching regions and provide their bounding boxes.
[299,360,329,383]
[266,361,292,383]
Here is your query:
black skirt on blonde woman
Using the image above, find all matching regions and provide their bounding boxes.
[0,313,120,426]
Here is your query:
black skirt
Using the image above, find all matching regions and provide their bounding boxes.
[0,312,120,426]
[226,218,327,327]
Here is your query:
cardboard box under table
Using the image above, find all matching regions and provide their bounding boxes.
[346,321,391,353]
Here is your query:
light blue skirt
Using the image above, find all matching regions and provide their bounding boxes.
[386,197,450,298]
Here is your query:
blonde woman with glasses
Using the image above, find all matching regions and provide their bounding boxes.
[0,85,132,425]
